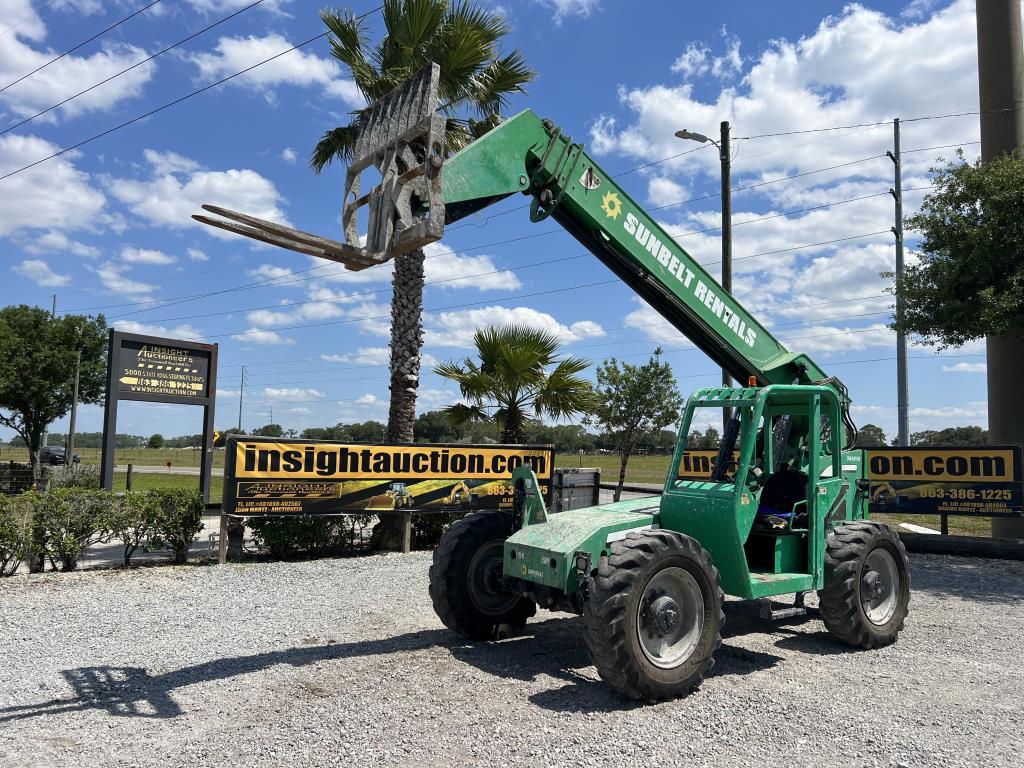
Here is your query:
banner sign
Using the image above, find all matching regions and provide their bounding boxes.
[677,449,736,480]
[677,445,1023,517]
[223,437,555,517]
[866,446,1023,517]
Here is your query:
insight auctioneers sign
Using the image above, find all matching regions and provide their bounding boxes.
[100,330,218,500]
[115,338,212,402]
[223,436,555,517]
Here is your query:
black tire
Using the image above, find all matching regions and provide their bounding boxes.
[429,510,535,640]
[583,530,724,702]
[818,520,910,649]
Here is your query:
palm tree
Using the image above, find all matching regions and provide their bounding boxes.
[311,0,534,443]
[434,325,594,443]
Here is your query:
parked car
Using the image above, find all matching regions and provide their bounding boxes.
[39,446,80,465]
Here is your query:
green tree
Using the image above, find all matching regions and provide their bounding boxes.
[147,433,165,449]
[0,306,107,478]
[856,423,888,447]
[588,349,685,501]
[685,427,721,451]
[311,0,534,444]
[434,324,592,443]
[911,425,988,446]
[894,150,1024,346]
[253,423,284,437]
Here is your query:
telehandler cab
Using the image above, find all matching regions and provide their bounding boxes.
[198,65,910,701]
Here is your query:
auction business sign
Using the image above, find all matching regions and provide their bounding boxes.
[223,436,555,517]
[867,446,1023,517]
[100,330,217,500]
[114,337,213,402]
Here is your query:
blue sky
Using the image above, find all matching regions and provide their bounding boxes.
[0,0,992,442]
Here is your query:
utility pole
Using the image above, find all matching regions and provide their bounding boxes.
[977,0,1024,539]
[719,121,733,416]
[674,121,734,429]
[888,119,910,447]
[237,365,246,432]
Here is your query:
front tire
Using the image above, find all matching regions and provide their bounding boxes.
[583,531,724,701]
[429,510,535,640]
[818,520,910,649]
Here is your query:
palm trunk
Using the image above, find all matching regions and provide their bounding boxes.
[374,248,425,552]
[500,405,524,444]
[386,248,425,442]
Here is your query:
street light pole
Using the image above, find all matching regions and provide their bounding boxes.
[718,120,732,395]
[675,122,733,426]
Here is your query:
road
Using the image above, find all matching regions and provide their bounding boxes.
[120,464,223,476]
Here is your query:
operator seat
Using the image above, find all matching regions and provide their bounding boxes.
[756,461,809,529]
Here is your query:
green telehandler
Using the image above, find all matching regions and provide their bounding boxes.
[197,65,910,701]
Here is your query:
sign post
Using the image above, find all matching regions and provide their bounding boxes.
[100,331,218,501]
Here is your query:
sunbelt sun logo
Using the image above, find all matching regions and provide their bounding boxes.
[601,192,756,349]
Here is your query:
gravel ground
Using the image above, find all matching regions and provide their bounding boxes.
[2,552,1023,768]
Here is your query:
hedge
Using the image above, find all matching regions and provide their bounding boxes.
[0,487,206,574]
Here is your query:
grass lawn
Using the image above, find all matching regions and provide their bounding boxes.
[0,445,226,468]
[112,471,224,500]
[570,453,672,484]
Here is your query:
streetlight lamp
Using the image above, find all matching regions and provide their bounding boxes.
[676,121,733,399]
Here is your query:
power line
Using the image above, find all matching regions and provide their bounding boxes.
[1,0,268,138]
[0,4,386,183]
[0,1,163,95]
[648,154,886,213]
[735,107,1021,140]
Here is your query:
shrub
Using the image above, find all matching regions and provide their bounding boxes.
[46,463,101,490]
[146,488,204,564]
[412,512,463,550]
[0,494,33,576]
[248,514,374,559]
[27,488,116,572]
[0,462,36,495]
[110,491,158,566]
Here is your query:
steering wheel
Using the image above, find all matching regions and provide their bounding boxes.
[715,459,740,482]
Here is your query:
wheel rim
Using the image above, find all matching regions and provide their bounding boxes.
[861,547,899,625]
[467,538,519,617]
[636,566,705,669]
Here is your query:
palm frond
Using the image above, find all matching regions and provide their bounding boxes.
[310,124,359,173]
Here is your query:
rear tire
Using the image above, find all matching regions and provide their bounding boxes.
[429,510,535,640]
[583,530,724,701]
[818,520,910,649]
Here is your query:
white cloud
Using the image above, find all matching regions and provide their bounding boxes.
[120,246,176,265]
[355,393,379,405]
[321,347,389,366]
[109,149,289,237]
[0,2,155,122]
[24,229,99,257]
[942,362,987,373]
[647,176,688,208]
[0,134,106,237]
[263,387,323,400]
[539,0,600,24]
[423,241,521,290]
[187,34,363,107]
[425,306,605,348]
[111,321,204,340]
[186,248,208,262]
[280,147,297,164]
[11,258,69,286]
[231,328,296,345]
[93,261,156,299]
[249,264,293,280]
[672,43,711,78]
